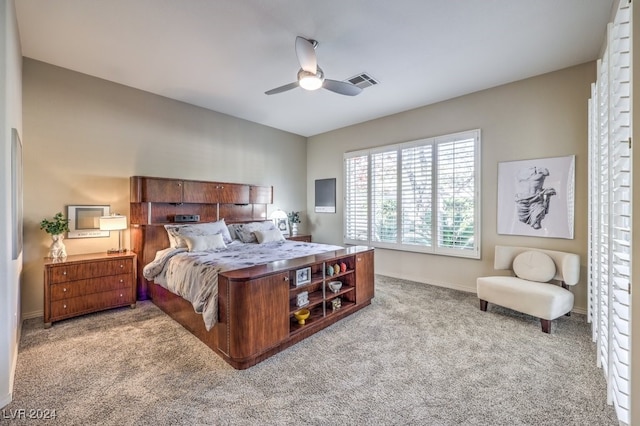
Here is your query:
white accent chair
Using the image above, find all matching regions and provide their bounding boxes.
[476,246,580,333]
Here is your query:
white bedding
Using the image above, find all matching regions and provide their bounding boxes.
[143,240,343,330]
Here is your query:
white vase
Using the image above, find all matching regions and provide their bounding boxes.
[49,234,67,259]
[291,223,299,236]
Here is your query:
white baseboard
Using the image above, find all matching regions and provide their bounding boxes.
[0,393,11,410]
[21,310,43,321]
[377,273,476,294]
[0,333,19,409]
[572,307,587,315]
[377,274,588,316]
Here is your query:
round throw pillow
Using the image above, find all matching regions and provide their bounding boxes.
[512,251,556,283]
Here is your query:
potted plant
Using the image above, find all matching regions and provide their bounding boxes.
[40,212,70,258]
[288,211,301,236]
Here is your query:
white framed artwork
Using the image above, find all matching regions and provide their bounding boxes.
[497,155,575,239]
[67,205,110,238]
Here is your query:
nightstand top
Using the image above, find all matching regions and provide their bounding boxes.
[44,251,136,266]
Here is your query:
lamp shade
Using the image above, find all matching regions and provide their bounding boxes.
[269,209,288,220]
[99,215,127,231]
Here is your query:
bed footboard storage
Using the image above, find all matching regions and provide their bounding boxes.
[212,247,374,368]
[144,246,374,369]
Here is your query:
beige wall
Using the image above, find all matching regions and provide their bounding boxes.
[21,59,307,318]
[20,60,598,325]
[308,63,594,312]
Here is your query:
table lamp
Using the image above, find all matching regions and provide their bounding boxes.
[268,209,289,236]
[99,214,127,254]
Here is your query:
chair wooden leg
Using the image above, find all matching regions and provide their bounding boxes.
[540,319,551,334]
[479,300,488,311]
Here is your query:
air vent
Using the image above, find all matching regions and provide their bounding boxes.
[346,72,379,89]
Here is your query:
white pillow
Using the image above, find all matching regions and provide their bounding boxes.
[255,228,286,244]
[512,251,556,283]
[234,221,277,243]
[183,233,227,252]
[173,219,233,245]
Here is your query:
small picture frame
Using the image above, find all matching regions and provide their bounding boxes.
[296,291,309,307]
[274,217,290,237]
[295,267,311,286]
[67,205,110,238]
[331,297,342,311]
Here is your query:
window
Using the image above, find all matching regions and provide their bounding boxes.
[344,129,481,258]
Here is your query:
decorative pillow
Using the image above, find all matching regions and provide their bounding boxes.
[255,228,286,244]
[164,224,187,248]
[234,221,277,243]
[227,224,238,241]
[172,219,233,245]
[183,233,227,252]
[512,251,556,283]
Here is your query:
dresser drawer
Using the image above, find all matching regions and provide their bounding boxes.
[50,274,133,301]
[50,289,135,320]
[49,258,133,283]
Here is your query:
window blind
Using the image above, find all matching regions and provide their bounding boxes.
[587,1,631,423]
[371,150,398,243]
[436,137,476,253]
[343,129,480,258]
[401,144,432,246]
[344,153,369,242]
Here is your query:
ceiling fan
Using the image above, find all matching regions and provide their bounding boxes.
[265,36,362,96]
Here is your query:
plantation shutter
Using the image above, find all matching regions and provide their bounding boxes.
[344,153,369,243]
[587,82,598,340]
[598,50,612,381]
[608,3,631,419]
[401,143,433,247]
[435,134,478,255]
[343,129,480,258]
[587,1,631,423]
[370,150,398,243]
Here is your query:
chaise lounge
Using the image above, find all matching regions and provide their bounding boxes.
[476,245,580,333]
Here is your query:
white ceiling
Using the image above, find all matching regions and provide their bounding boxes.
[15,0,613,137]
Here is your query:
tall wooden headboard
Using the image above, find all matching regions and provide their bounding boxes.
[129,176,273,299]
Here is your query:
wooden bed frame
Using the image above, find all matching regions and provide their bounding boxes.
[130,176,375,369]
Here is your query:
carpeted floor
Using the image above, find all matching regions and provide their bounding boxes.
[3,275,618,425]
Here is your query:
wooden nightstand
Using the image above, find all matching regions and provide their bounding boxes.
[286,234,312,243]
[43,252,137,328]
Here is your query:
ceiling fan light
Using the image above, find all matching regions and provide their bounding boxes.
[299,75,323,91]
[297,67,325,91]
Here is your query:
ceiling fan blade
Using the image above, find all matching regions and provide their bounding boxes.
[265,81,299,95]
[323,79,362,96]
[295,36,317,73]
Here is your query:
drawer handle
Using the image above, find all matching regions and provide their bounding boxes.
[120,264,124,268]
[63,271,67,275]
[63,304,67,309]
[120,293,123,297]
[284,277,289,282]
[63,288,67,292]
[119,279,124,283]
[357,257,361,262]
